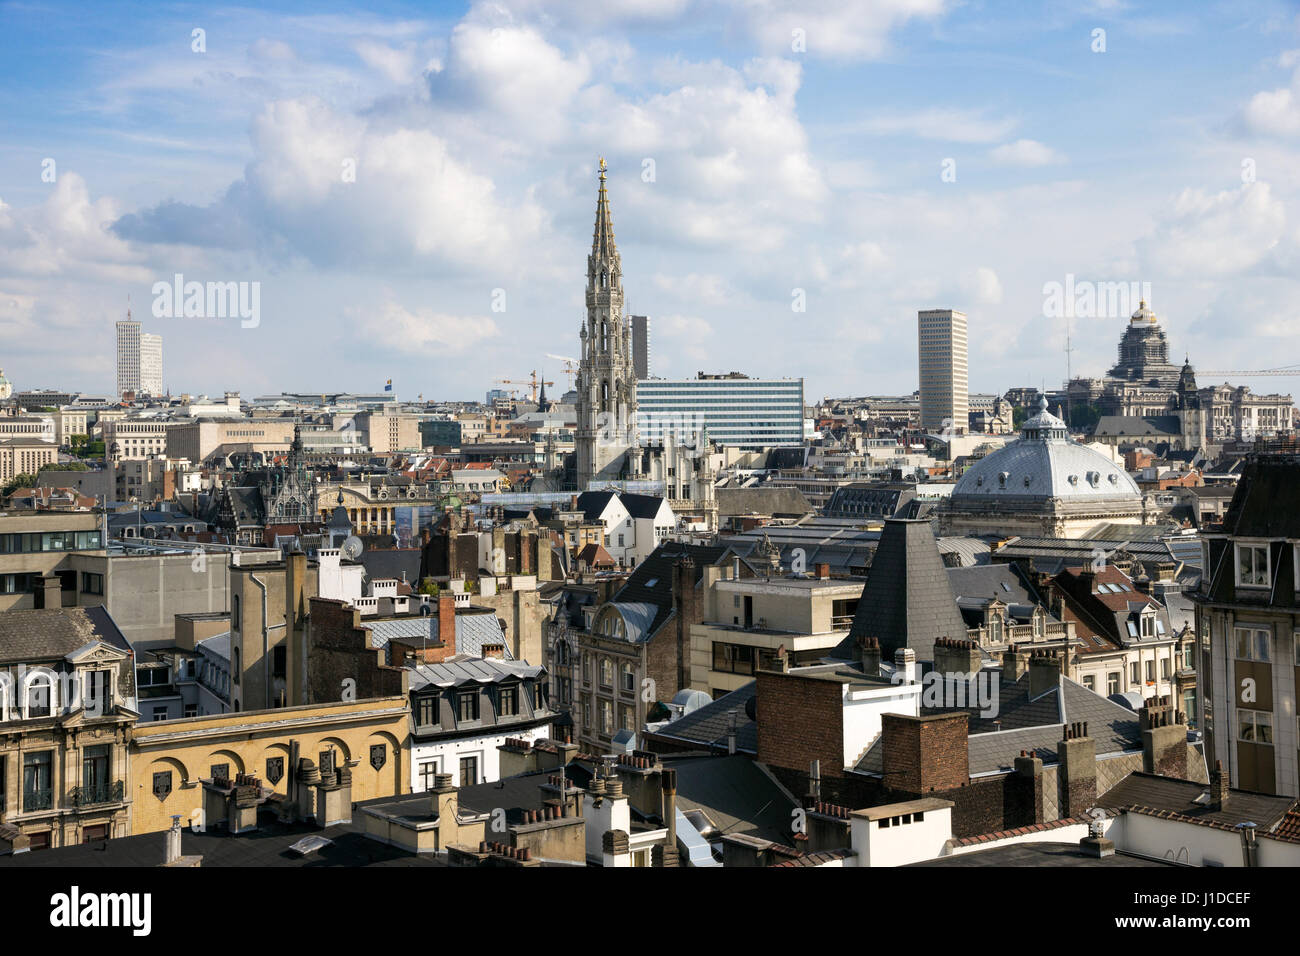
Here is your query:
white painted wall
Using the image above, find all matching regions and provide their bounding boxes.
[849,806,953,867]
[840,683,922,767]
[409,723,551,791]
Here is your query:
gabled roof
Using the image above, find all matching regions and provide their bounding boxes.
[620,492,669,519]
[574,490,620,521]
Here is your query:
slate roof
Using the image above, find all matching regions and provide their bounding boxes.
[722,519,878,576]
[663,754,797,846]
[716,486,814,518]
[359,549,422,585]
[909,841,1173,867]
[408,654,543,690]
[610,541,726,638]
[574,490,619,521]
[364,614,515,661]
[620,492,667,519]
[843,518,969,662]
[0,606,131,664]
[1219,455,1300,538]
[1094,415,1183,439]
[648,682,757,754]
[1098,772,1296,831]
[855,673,1145,777]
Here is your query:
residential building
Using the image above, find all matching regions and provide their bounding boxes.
[0,606,137,849]
[1195,453,1300,795]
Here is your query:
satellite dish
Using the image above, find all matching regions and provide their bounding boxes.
[341,536,364,560]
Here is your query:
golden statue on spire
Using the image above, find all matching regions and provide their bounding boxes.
[598,156,607,179]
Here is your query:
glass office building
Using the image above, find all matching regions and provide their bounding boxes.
[635,375,805,449]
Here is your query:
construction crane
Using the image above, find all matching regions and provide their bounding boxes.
[546,354,581,389]
[494,370,554,403]
[1196,365,1300,377]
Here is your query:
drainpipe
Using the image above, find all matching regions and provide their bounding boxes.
[1238,823,1259,867]
[249,574,270,710]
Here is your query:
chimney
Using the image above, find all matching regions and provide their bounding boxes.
[727,709,738,755]
[894,647,917,684]
[815,562,830,580]
[481,642,505,660]
[859,637,882,677]
[661,768,678,860]
[1058,722,1097,819]
[1139,695,1188,777]
[165,814,182,864]
[1027,649,1061,699]
[1002,647,1029,680]
[1209,760,1229,812]
[1013,750,1045,824]
[933,637,981,677]
[438,593,457,655]
[809,759,822,802]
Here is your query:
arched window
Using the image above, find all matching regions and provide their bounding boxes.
[601,381,609,412]
[601,320,608,353]
[25,671,54,718]
[232,646,241,685]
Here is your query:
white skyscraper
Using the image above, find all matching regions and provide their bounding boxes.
[917,308,968,435]
[117,312,163,397]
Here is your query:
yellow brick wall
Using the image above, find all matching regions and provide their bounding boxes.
[129,697,410,834]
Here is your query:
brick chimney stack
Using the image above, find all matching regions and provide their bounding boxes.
[1002,647,1029,680]
[1027,649,1061,699]
[1139,695,1188,777]
[933,637,981,677]
[1058,722,1097,819]
[859,637,882,677]
[1209,760,1229,812]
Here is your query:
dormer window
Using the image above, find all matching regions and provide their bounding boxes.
[1236,543,1270,588]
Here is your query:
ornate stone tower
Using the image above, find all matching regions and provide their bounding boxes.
[575,159,639,489]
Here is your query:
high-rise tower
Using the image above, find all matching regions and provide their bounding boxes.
[575,159,639,489]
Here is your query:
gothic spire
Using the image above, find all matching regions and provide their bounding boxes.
[592,157,616,261]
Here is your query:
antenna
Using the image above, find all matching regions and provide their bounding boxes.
[1064,311,1075,427]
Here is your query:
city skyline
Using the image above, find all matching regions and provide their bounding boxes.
[2,1,1299,402]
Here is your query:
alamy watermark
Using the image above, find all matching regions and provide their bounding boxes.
[1042,274,1152,320]
[152,273,260,328]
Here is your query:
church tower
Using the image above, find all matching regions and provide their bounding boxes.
[575,158,639,489]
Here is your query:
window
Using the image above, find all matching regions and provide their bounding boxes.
[599,658,613,687]
[498,685,518,717]
[459,755,479,787]
[582,653,591,683]
[456,691,480,722]
[1107,672,1120,696]
[26,673,52,718]
[151,706,168,722]
[1236,543,1270,587]
[82,745,111,803]
[85,669,112,715]
[601,700,613,735]
[1129,662,1140,685]
[1145,660,1155,682]
[621,663,635,693]
[80,572,103,595]
[183,704,197,718]
[417,696,438,726]
[23,751,53,812]
[1234,627,1270,662]
[1083,675,1095,691]
[419,761,439,791]
[1160,658,1170,680]
[1238,710,1273,745]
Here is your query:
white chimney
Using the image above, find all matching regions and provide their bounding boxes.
[894,647,917,684]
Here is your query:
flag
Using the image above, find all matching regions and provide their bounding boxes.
[384,379,393,392]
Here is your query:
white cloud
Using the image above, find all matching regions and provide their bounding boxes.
[357,297,500,354]
[835,107,1018,144]
[989,139,1065,167]
[735,0,948,61]
[1138,183,1288,279]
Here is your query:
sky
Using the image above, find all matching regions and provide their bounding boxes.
[1,0,1299,404]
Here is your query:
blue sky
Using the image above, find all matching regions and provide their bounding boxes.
[1,0,1299,402]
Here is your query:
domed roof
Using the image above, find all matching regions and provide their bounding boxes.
[952,397,1140,503]
[1130,299,1157,324]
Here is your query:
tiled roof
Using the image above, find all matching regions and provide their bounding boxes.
[952,816,1084,846]
[611,541,726,638]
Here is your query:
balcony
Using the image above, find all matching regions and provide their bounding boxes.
[22,789,53,813]
[68,780,125,809]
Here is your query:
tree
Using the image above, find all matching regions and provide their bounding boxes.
[1,473,38,496]
[41,461,88,472]
[418,578,440,597]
